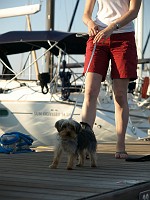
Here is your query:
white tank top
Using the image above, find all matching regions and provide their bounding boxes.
[95,0,134,33]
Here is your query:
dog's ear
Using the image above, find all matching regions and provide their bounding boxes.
[55,119,65,132]
[73,121,82,133]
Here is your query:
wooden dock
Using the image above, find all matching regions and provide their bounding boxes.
[0,141,150,200]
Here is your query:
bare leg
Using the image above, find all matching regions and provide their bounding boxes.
[112,79,129,159]
[82,72,102,128]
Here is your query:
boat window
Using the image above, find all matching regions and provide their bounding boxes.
[0,109,9,117]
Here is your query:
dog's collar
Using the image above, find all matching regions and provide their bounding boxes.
[80,122,94,133]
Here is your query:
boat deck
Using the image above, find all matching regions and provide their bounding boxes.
[0,141,150,200]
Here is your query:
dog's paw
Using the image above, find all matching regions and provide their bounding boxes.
[91,164,97,168]
[49,164,57,169]
[76,163,83,167]
[67,167,73,170]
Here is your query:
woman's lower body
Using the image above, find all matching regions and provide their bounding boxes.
[82,32,138,158]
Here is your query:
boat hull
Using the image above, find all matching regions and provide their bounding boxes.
[0,100,148,146]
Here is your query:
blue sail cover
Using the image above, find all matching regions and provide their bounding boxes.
[0,30,88,56]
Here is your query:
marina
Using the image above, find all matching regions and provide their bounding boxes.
[0,1,149,145]
[0,141,150,200]
[0,29,149,146]
[0,1,150,199]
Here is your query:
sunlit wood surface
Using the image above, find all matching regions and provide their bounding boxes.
[0,141,150,200]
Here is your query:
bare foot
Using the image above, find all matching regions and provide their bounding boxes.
[115,151,128,159]
[115,142,128,159]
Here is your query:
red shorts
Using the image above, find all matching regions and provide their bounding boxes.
[83,32,138,82]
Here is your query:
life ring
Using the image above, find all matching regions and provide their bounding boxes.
[141,77,149,98]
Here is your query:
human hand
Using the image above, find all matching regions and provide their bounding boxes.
[87,20,99,36]
[93,23,115,43]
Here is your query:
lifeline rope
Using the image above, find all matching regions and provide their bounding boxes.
[69,42,97,119]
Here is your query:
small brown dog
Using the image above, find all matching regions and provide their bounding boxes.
[49,119,97,170]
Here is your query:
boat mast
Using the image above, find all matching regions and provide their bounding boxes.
[26,15,40,81]
[46,0,55,30]
[142,30,150,58]
[67,0,80,32]
[135,1,144,78]
[45,0,55,81]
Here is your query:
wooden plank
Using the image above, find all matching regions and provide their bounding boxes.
[0,142,149,200]
[0,184,95,200]
[82,182,150,200]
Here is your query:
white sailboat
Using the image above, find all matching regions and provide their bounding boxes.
[0,1,149,147]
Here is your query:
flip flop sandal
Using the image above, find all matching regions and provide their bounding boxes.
[115,151,128,159]
[126,155,150,162]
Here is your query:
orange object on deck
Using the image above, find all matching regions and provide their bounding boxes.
[141,77,149,98]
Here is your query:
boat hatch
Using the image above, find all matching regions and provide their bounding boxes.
[0,109,9,117]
